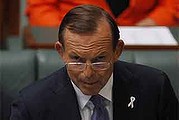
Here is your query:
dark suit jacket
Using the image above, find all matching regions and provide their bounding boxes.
[10,61,178,120]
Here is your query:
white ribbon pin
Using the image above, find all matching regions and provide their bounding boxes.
[128,96,135,108]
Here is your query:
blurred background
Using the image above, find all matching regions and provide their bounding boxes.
[0,0,179,120]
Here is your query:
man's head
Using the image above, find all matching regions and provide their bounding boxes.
[55,5,124,95]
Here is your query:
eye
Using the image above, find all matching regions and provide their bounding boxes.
[69,54,80,61]
[69,54,86,62]
[94,56,106,62]
[72,56,80,60]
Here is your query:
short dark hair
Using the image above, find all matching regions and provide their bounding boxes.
[58,4,120,50]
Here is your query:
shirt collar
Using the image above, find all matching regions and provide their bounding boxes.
[71,73,113,109]
[99,73,113,101]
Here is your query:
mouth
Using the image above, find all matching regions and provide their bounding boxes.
[82,81,99,85]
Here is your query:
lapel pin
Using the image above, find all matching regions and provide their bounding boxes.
[128,96,135,109]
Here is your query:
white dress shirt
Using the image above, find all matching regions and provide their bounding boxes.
[71,74,113,120]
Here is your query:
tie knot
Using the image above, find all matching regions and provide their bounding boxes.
[90,95,105,107]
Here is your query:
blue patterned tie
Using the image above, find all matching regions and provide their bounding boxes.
[90,95,110,120]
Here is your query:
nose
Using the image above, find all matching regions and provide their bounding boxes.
[83,64,94,78]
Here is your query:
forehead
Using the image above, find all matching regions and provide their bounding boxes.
[63,20,113,56]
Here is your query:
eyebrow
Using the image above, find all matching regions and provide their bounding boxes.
[69,52,81,58]
[69,51,108,60]
[95,51,108,56]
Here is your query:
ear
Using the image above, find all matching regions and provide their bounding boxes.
[113,40,124,61]
[55,41,65,60]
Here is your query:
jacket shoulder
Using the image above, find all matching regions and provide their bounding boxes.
[19,67,69,102]
[115,60,170,86]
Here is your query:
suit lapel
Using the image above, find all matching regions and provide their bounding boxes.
[113,61,141,120]
[48,67,81,120]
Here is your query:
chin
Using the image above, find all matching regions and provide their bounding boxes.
[81,89,100,95]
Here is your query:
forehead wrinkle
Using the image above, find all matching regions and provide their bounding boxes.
[81,39,110,48]
[66,35,112,49]
[67,41,111,56]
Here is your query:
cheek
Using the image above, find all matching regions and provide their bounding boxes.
[98,68,113,83]
[67,70,80,83]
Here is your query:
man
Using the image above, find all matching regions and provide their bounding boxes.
[10,5,178,120]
